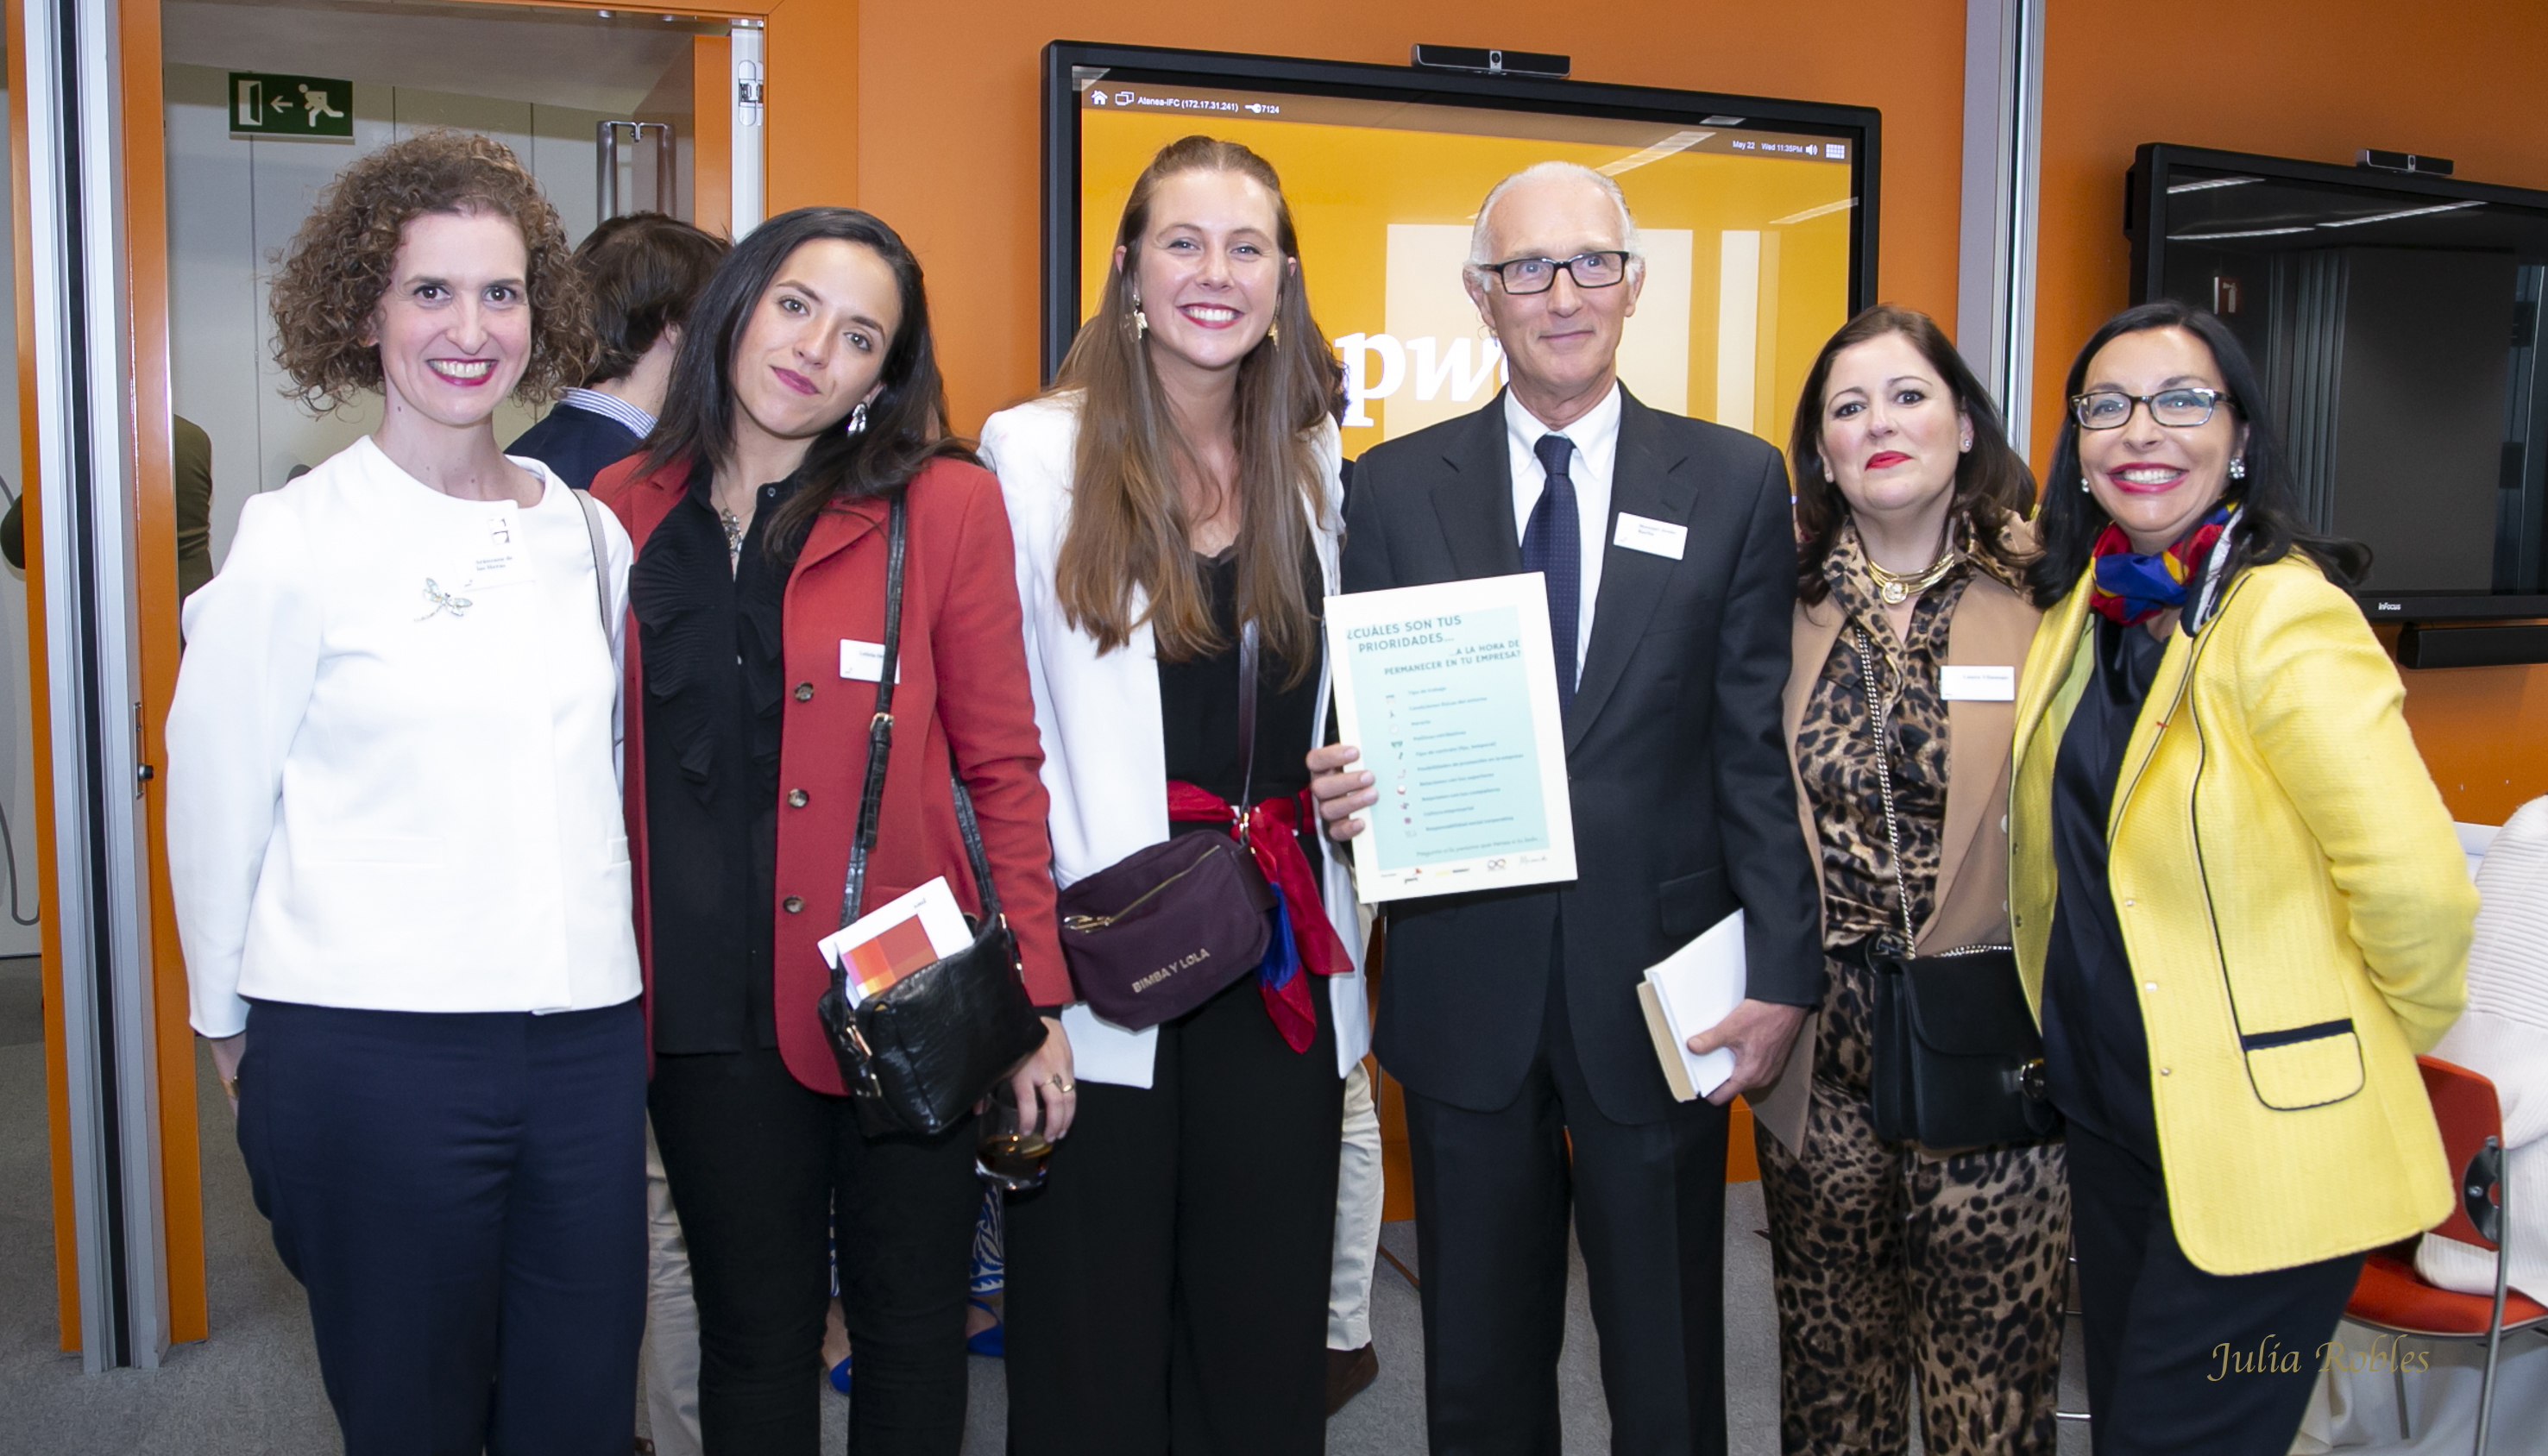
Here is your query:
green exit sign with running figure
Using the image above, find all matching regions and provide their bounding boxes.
[229,72,354,139]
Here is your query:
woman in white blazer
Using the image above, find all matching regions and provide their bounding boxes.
[166,133,643,1455]
[980,135,1374,1452]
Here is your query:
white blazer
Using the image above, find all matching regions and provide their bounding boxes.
[167,436,639,1038]
[978,393,1369,1085]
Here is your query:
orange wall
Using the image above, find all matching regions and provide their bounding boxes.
[2034,0,2548,825]
[847,1,1968,435]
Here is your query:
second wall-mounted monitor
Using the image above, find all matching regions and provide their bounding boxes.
[1044,42,1879,459]
[2129,142,2548,626]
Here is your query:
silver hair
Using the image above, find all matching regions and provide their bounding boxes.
[1463,160,1645,291]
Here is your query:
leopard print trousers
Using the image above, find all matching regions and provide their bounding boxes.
[1754,954,2072,1455]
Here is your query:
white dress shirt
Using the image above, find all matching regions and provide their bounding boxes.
[976,392,1369,1087]
[167,435,639,1038]
[1504,382,1622,678]
[556,384,657,439]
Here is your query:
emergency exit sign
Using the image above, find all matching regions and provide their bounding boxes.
[230,72,353,138]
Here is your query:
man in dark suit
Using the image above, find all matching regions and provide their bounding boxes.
[508,212,727,490]
[1310,162,1821,1455]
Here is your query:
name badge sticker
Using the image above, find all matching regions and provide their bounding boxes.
[1941,665,2016,701]
[459,508,532,590]
[1613,512,1688,561]
[840,640,903,683]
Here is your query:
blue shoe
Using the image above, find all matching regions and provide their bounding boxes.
[828,1352,852,1393]
[964,1297,1003,1359]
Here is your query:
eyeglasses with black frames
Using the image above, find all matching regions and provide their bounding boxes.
[2069,387,2230,430]
[1478,250,1632,296]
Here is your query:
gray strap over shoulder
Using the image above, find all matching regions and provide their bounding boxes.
[572,489,612,637]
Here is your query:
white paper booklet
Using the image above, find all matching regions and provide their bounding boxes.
[816,876,972,1007]
[1636,910,1747,1101]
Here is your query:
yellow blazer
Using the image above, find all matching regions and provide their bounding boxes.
[1749,558,2041,1152]
[2010,555,2474,1275]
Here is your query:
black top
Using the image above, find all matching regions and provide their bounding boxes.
[1158,546,1324,882]
[2040,614,2167,1165]
[506,398,645,492]
[631,471,790,1054]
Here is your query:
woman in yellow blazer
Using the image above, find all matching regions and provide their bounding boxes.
[2010,300,2474,1455]
[1752,305,2067,1454]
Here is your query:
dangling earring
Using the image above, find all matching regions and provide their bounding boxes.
[1267,321,1280,346]
[2228,457,2247,480]
[2079,477,2092,494]
[1134,304,1150,338]
[845,402,868,436]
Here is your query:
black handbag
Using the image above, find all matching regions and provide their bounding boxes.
[1852,628,2061,1149]
[814,492,1046,1138]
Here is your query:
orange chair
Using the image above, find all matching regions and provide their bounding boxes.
[2343,1056,2546,1454]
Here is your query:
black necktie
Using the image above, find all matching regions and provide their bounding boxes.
[1521,433,1580,713]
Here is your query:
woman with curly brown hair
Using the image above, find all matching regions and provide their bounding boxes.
[167,130,645,1455]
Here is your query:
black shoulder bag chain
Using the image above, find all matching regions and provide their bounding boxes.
[815,491,1046,1137]
[1856,627,2063,1149]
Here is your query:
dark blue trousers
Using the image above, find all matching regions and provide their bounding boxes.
[2068,1119,2364,1455]
[236,997,646,1456]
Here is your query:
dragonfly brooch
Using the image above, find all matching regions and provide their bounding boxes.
[418,579,474,620]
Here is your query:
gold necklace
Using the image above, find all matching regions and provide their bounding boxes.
[1863,541,1959,606]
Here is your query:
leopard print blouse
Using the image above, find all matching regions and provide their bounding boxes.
[1795,525,1971,952]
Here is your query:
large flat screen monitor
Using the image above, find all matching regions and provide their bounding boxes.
[1044,42,1878,459]
[2129,142,2548,624]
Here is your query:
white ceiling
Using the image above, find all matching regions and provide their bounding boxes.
[160,0,716,115]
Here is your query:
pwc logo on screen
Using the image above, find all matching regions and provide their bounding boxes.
[1336,223,1696,440]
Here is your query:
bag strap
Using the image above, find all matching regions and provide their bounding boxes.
[1236,618,1260,809]
[838,493,1002,932]
[1853,627,1919,954]
[573,488,612,638]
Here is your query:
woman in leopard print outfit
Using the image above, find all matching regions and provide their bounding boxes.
[1752,305,2069,1455]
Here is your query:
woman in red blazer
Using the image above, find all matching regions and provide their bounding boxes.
[593,207,1073,1456]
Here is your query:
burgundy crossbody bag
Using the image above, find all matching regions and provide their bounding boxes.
[1054,623,1275,1030]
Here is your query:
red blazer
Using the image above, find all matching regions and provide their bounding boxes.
[595,453,1068,1095]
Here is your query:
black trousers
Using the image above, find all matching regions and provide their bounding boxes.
[1004,972,1343,1456]
[649,1046,983,1456]
[1401,943,1733,1456]
[2067,1120,2364,1455]
[235,998,646,1456]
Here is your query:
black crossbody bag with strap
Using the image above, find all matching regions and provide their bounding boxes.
[1853,626,2062,1149]
[814,491,1045,1137]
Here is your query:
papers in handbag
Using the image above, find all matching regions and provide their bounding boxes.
[817,876,972,1007]
[1634,909,1746,1101]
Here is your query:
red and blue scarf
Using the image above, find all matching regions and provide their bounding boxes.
[1165,782,1351,1053]
[2088,504,2234,626]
